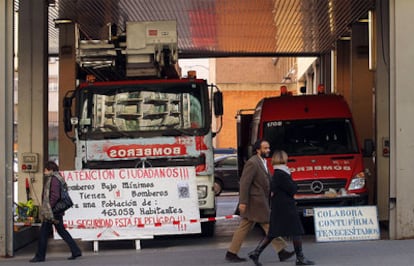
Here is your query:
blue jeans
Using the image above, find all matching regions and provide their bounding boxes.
[34,215,81,260]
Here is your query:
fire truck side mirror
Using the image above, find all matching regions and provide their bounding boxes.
[362,139,375,157]
[63,97,73,132]
[213,91,223,116]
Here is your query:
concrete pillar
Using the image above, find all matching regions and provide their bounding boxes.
[335,40,351,100]
[17,0,49,205]
[305,72,314,93]
[389,0,414,239]
[319,53,332,92]
[0,0,15,257]
[57,23,76,171]
[312,60,319,93]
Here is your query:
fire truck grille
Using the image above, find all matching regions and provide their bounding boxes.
[295,179,347,194]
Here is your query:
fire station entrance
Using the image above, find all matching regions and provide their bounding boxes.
[1,0,414,257]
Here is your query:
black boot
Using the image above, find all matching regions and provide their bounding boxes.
[278,249,295,261]
[296,253,315,266]
[293,238,315,265]
[248,237,272,266]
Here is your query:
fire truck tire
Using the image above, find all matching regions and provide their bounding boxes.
[214,178,223,196]
[201,219,215,237]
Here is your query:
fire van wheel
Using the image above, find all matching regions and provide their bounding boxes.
[201,220,215,237]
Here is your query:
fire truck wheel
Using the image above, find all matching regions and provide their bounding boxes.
[214,179,223,196]
[201,219,215,237]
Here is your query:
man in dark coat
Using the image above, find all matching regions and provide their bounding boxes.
[225,140,294,263]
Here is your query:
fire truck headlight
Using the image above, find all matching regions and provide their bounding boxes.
[348,174,366,190]
[197,185,208,199]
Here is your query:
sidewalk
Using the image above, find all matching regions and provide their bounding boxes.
[2,230,414,266]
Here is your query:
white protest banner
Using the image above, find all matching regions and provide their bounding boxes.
[313,206,380,242]
[56,167,200,240]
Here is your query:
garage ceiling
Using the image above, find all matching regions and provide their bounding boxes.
[48,0,374,57]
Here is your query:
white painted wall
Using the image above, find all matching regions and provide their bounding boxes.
[389,0,414,239]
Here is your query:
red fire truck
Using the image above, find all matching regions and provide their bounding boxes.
[236,89,373,217]
[63,21,222,236]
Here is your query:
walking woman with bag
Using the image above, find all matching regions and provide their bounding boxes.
[248,150,315,266]
[30,161,81,262]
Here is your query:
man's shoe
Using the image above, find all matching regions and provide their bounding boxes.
[278,249,295,262]
[225,251,247,262]
[67,253,82,260]
[29,257,45,263]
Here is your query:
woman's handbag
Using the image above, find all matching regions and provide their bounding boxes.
[52,180,74,214]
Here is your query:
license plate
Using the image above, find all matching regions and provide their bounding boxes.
[303,208,314,217]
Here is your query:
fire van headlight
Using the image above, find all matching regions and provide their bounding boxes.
[198,185,208,199]
[348,172,366,190]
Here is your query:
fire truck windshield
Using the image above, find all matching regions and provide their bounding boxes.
[77,82,208,138]
[263,118,359,156]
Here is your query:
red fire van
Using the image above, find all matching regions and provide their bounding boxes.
[236,92,372,217]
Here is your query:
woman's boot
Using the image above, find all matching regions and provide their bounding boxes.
[248,236,272,266]
[293,238,315,265]
[296,253,315,266]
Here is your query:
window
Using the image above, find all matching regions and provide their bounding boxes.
[77,81,210,138]
[263,119,359,156]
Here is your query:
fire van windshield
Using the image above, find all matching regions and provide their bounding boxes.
[263,118,359,156]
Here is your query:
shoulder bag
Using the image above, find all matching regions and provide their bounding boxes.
[52,175,74,214]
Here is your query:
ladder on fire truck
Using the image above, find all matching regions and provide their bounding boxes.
[75,20,180,81]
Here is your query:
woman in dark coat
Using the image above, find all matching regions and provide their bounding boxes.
[30,161,82,262]
[248,150,314,266]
